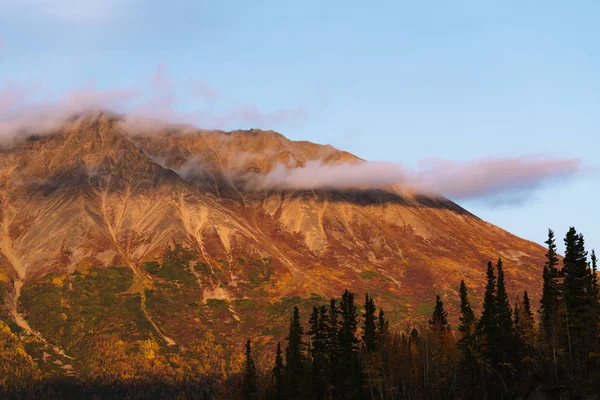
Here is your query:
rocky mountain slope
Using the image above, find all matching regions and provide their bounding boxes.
[0,113,547,376]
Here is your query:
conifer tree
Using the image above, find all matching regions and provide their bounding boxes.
[377,308,389,345]
[589,249,600,376]
[284,306,307,399]
[515,291,537,382]
[458,280,476,338]
[496,259,517,359]
[308,306,329,356]
[326,299,340,395]
[478,261,497,362]
[523,291,533,319]
[272,342,285,398]
[540,229,560,340]
[591,249,598,299]
[243,340,258,400]
[561,228,590,378]
[339,289,359,353]
[513,301,522,341]
[308,306,329,399]
[538,229,561,382]
[520,291,537,351]
[337,289,363,399]
[494,258,520,388]
[362,294,378,351]
[410,327,420,343]
[457,280,477,386]
[429,295,449,335]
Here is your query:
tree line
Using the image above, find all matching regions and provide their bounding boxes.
[243,227,600,399]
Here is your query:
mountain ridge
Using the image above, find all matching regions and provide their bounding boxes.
[0,113,548,376]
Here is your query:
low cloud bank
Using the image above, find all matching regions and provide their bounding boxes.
[0,65,307,143]
[248,156,581,202]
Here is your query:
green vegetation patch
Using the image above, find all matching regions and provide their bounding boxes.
[244,257,273,287]
[18,266,151,355]
[416,299,436,317]
[144,244,197,283]
[360,270,380,279]
[207,299,230,312]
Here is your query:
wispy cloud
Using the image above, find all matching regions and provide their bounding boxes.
[189,80,220,102]
[0,65,309,142]
[247,156,582,203]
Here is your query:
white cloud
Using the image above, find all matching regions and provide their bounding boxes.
[0,65,308,142]
[247,157,582,204]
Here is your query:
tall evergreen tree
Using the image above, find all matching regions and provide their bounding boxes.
[523,291,533,319]
[362,294,378,352]
[515,291,537,378]
[538,229,561,382]
[284,306,308,399]
[458,280,476,336]
[495,258,519,384]
[337,289,363,399]
[478,261,497,361]
[272,342,285,399]
[339,289,359,353]
[308,306,330,399]
[561,227,590,378]
[589,249,600,376]
[308,306,329,356]
[377,308,389,345]
[457,280,477,384]
[326,299,340,396]
[590,249,598,301]
[496,260,515,347]
[429,295,449,334]
[540,229,560,340]
[243,340,258,400]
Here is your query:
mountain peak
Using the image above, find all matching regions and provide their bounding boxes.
[0,113,546,350]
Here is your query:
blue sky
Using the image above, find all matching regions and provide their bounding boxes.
[0,0,598,252]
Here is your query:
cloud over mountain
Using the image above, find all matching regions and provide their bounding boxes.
[0,65,308,143]
[248,156,581,203]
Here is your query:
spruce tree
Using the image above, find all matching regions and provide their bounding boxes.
[457,280,477,381]
[284,306,307,399]
[456,280,477,391]
[243,340,258,400]
[495,259,518,376]
[362,294,378,351]
[429,295,449,335]
[478,261,497,363]
[377,308,389,346]
[539,229,560,340]
[538,229,561,383]
[338,289,363,399]
[339,289,359,353]
[272,342,285,398]
[589,249,600,376]
[326,299,340,395]
[308,306,329,399]
[513,301,522,342]
[308,306,328,355]
[561,228,590,378]
[523,291,533,319]
[591,249,598,299]
[515,291,537,376]
[458,280,476,335]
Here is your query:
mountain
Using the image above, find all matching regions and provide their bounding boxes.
[0,113,546,379]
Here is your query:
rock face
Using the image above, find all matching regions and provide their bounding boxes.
[0,113,546,355]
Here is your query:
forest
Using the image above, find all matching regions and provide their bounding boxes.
[1,227,599,399]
